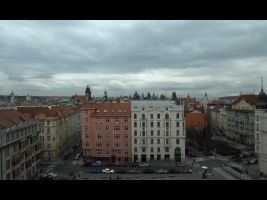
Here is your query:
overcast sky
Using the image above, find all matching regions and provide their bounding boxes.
[0,20,266,98]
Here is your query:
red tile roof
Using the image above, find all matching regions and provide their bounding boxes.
[232,95,258,106]
[82,102,131,116]
[186,112,206,129]
[0,109,31,129]
[17,106,62,118]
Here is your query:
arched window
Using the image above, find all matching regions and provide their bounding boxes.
[165,113,169,120]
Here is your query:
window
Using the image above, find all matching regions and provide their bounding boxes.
[257,134,259,140]
[106,142,110,148]
[114,143,120,148]
[125,134,128,139]
[150,114,153,119]
[165,147,169,152]
[114,134,120,139]
[142,122,145,128]
[125,142,128,147]
[96,118,100,124]
[166,130,169,136]
[125,150,128,155]
[165,113,169,119]
[134,147,137,153]
[47,121,50,125]
[134,114,137,119]
[96,109,100,113]
[176,130,179,136]
[134,139,137,144]
[47,136,51,141]
[150,130,154,136]
[5,147,9,156]
[157,139,160,144]
[13,143,18,153]
[6,160,10,170]
[106,126,109,130]
[151,147,154,152]
[125,126,128,130]
[166,139,169,145]
[256,124,259,131]
[97,134,101,139]
[151,139,154,144]
[106,134,110,138]
[47,143,51,149]
[142,114,145,120]
[142,139,146,145]
[157,122,160,128]
[166,107,168,111]
[142,147,146,153]
[134,122,137,128]
[115,117,119,123]
[157,130,160,136]
[150,122,154,127]
[85,126,88,130]
[125,118,128,122]
[96,142,102,147]
[142,131,145,137]
[166,122,169,128]
[157,114,160,119]
[157,147,160,153]
[106,118,109,122]
[176,122,179,127]
[6,133,10,142]
[96,126,101,130]
[176,113,179,119]
[134,130,137,136]
[176,139,180,144]
[114,126,120,130]
[21,163,24,171]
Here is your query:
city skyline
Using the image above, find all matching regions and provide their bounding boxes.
[0,20,267,97]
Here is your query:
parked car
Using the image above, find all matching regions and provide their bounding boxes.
[168,169,177,174]
[203,151,213,156]
[143,168,155,174]
[88,168,102,173]
[116,169,127,174]
[138,163,150,167]
[96,161,102,166]
[47,172,57,178]
[249,159,258,165]
[130,163,139,167]
[128,169,142,174]
[83,162,92,167]
[157,169,168,174]
[102,168,115,174]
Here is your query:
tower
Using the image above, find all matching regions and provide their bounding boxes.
[103,89,107,101]
[26,93,31,102]
[85,85,92,101]
[10,91,15,104]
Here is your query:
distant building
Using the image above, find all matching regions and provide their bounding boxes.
[255,78,267,175]
[131,101,185,163]
[9,91,15,104]
[81,102,132,163]
[0,109,41,180]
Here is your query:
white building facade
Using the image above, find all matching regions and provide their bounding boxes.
[131,101,186,163]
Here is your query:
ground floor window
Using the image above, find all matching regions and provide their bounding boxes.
[164,154,170,160]
[150,154,154,160]
[157,154,161,160]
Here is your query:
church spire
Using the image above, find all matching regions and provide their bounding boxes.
[261,77,264,92]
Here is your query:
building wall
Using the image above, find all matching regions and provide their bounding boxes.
[131,101,185,163]
[255,109,267,175]
[0,121,41,180]
[81,103,132,163]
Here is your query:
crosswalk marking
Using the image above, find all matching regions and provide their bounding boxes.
[72,160,83,165]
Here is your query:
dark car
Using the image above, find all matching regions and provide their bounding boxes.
[83,162,92,167]
[88,168,102,173]
[128,169,142,174]
[143,168,155,174]
[203,151,213,156]
[130,163,139,167]
[168,169,177,174]
[116,169,127,174]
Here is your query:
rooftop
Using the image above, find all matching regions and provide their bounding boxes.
[186,112,206,129]
[131,100,181,109]
[0,109,31,129]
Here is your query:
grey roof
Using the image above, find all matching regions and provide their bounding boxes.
[131,100,182,109]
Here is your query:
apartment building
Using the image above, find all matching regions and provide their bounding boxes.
[255,81,267,175]
[0,109,41,180]
[17,106,81,162]
[131,101,185,163]
[81,102,131,163]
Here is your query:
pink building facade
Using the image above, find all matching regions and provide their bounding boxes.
[81,102,131,163]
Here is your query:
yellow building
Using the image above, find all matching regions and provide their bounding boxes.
[17,106,81,162]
